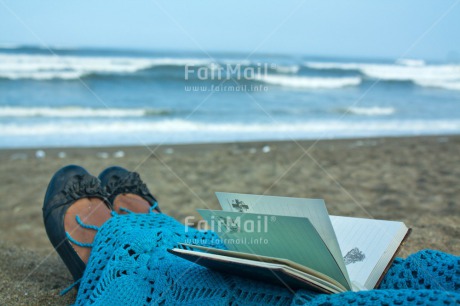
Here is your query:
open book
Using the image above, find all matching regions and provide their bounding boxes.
[168,192,410,294]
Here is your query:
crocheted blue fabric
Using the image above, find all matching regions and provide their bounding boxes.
[73,211,460,305]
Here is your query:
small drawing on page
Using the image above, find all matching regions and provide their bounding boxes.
[230,199,249,212]
[344,247,366,265]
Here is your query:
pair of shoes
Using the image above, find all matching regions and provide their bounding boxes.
[99,166,161,213]
[43,165,158,282]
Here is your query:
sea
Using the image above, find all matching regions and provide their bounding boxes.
[1,45,459,149]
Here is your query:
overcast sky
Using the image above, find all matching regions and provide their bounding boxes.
[1,0,459,61]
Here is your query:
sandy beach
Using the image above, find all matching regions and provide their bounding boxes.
[0,135,459,305]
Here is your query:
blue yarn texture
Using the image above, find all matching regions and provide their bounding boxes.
[74,211,460,305]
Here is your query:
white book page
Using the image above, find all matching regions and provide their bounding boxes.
[215,192,350,286]
[330,216,408,290]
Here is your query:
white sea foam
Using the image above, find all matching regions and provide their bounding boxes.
[3,119,460,148]
[2,119,460,136]
[414,80,460,91]
[346,107,395,116]
[360,65,460,82]
[395,58,426,67]
[304,62,363,70]
[254,74,361,88]
[0,106,167,117]
[274,65,300,74]
[0,54,212,80]
[304,61,460,86]
[0,71,86,80]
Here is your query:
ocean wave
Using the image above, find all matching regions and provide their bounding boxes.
[0,54,213,80]
[304,62,363,71]
[340,107,396,116]
[0,106,170,117]
[0,53,296,81]
[360,65,460,82]
[2,119,460,136]
[304,61,460,85]
[0,71,87,80]
[395,58,426,67]
[414,80,460,91]
[3,119,460,148]
[273,65,300,74]
[219,59,252,66]
[0,43,25,50]
[254,75,361,88]
[2,52,459,91]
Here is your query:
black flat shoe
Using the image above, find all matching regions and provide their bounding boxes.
[43,165,111,282]
[98,166,161,212]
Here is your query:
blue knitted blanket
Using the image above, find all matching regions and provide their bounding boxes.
[72,210,460,305]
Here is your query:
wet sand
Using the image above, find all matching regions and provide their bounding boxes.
[0,135,459,305]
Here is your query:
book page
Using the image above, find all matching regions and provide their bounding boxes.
[215,192,350,286]
[197,209,351,290]
[169,247,345,294]
[179,243,346,291]
[330,216,409,290]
